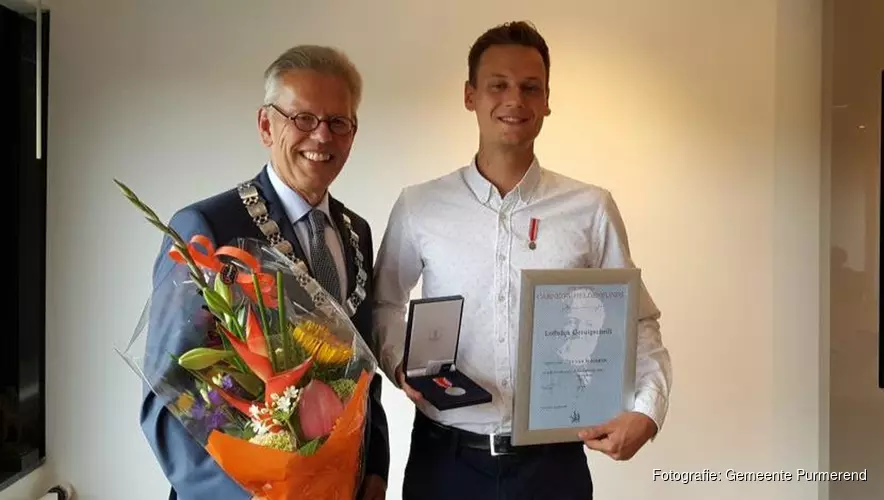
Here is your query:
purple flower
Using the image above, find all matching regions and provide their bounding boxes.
[220,375,235,391]
[207,390,224,407]
[207,409,228,430]
[190,400,207,420]
[219,374,252,399]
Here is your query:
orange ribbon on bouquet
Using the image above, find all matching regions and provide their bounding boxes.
[169,234,277,307]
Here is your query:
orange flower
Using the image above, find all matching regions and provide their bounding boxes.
[217,308,314,409]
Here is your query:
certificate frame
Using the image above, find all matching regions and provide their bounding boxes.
[511,268,641,446]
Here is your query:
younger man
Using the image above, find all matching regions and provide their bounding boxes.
[373,21,672,500]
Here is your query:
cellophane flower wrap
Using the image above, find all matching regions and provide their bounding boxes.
[114,181,376,500]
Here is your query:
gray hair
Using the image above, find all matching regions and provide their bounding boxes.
[263,45,363,115]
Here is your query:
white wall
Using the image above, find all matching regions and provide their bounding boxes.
[2,0,834,499]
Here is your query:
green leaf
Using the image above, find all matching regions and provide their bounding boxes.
[178,347,234,370]
[227,370,263,397]
[237,306,248,329]
[222,313,235,330]
[203,289,234,317]
[251,274,277,372]
[297,437,323,456]
[277,271,291,367]
[113,178,137,199]
[239,421,257,440]
[113,180,212,291]
[213,275,232,306]
[146,217,173,236]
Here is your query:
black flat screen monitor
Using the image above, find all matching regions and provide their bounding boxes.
[1,3,48,490]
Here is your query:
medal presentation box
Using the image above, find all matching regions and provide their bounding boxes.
[403,295,492,411]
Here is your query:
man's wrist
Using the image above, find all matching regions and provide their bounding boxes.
[631,388,667,436]
[380,349,403,387]
[636,411,658,439]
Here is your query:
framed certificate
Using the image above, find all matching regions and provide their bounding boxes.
[511,268,640,446]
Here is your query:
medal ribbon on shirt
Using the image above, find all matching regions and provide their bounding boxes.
[528,217,539,250]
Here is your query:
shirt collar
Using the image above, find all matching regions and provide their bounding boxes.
[462,155,543,204]
[265,162,332,224]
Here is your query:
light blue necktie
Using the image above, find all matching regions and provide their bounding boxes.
[305,209,342,301]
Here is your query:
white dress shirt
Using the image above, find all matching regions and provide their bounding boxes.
[373,156,672,436]
[266,163,348,300]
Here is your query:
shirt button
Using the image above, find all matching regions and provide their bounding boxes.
[498,336,505,343]
[498,294,505,302]
[502,379,509,387]
[497,254,506,262]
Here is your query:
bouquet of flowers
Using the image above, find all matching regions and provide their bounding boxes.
[114,180,376,500]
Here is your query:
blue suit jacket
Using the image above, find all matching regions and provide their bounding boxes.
[139,166,390,499]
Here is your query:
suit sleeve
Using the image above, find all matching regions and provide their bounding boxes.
[139,208,251,500]
[361,221,391,483]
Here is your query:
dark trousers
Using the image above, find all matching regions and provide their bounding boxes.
[402,413,593,500]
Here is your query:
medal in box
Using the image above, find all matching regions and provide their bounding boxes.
[403,295,492,411]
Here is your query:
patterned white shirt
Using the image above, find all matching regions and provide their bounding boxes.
[373,156,672,436]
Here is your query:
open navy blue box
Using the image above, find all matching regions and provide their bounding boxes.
[403,295,492,411]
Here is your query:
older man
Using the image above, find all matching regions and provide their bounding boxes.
[141,45,389,500]
[373,21,672,500]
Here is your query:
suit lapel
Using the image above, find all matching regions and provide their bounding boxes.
[328,196,357,296]
[253,166,310,265]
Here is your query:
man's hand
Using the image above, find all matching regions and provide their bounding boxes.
[578,411,657,461]
[395,363,423,403]
[360,474,387,500]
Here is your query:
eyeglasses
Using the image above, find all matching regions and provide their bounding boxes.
[266,104,357,136]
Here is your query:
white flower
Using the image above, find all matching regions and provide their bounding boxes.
[268,386,301,414]
[249,405,261,418]
[284,386,300,400]
[276,397,291,413]
[251,419,271,436]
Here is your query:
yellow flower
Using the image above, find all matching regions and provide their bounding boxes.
[292,320,352,365]
[176,393,195,413]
